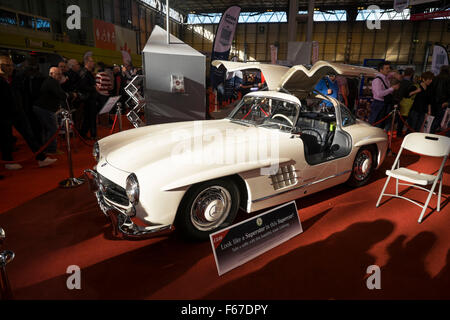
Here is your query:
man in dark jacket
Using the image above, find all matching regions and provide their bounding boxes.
[407,71,434,133]
[430,65,450,133]
[0,55,57,169]
[78,54,98,140]
[33,66,70,155]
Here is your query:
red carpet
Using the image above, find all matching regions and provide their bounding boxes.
[0,121,449,300]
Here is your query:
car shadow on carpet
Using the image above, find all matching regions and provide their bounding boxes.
[11,232,212,299]
[201,219,449,300]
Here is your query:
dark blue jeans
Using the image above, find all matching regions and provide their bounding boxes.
[33,106,58,153]
[369,100,385,128]
[407,110,425,133]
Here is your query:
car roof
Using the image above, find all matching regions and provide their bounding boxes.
[245,90,301,105]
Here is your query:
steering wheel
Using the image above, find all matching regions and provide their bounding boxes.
[272,114,294,126]
[301,128,324,145]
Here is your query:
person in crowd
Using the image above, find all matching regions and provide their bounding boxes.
[58,60,69,74]
[346,77,359,114]
[406,71,434,133]
[33,66,72,156]
[78,54,98,140]
[430,65,450,133]
[239,72,260,97]
[20,57,46,140]
[395,68,416,137]
[315,73,339,108]
[62,59,82,129]
[336,75,349,107]
[369,61,400,129]
[0,55,56,169]
[112,64,123,97]
[95,62,113,114]
[121,63,134,86]
[58,60,69,85]
[62,59,81,93]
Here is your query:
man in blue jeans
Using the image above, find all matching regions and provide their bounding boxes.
[369,61,400,128]
[34,67,71,155]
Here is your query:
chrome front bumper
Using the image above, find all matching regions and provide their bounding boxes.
[84,169,174,240]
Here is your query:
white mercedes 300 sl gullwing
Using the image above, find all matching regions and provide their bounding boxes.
[85,61,387,240]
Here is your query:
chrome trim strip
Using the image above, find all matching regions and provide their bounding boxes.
[252,170,352,203]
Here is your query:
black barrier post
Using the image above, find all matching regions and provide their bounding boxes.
[0,227,14,300]
[59,109,85,188]
[117,102,123,132]
[387,105,398,157]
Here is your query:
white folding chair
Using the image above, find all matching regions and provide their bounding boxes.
[376,132,450,223]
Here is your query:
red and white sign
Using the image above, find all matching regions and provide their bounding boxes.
[410,10,450,21]
[93,19,137,55]
[93,19,116,51]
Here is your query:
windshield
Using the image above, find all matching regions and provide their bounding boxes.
[228,96,300,130]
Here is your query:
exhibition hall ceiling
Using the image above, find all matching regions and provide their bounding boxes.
[169,0,414,14]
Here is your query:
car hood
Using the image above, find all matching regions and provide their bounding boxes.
[100,119,284,174]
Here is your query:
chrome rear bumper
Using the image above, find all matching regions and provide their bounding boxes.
[84,169,174,240]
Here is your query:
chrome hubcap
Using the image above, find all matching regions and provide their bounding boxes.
[190,186,232,231]
[354,150,373,181]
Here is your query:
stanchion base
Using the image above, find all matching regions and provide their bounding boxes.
[59,177,85,188]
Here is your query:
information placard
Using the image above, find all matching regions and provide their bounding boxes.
[99,96,121,115]
[210,201,303,276]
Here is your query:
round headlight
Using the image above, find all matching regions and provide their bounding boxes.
[93,142,100,162]
[126,173,140,205]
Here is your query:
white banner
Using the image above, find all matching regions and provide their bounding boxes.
[422,114,435,133]
[213,6,241,53]
[311,41,319,65]
[270,45,278,64]
[431,44,449,76]
[410,0,439,5]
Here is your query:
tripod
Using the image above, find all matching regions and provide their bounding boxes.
[110,102,123,134]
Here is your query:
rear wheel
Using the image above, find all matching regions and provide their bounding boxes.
[347,146,375,187]
[175,178,240,241]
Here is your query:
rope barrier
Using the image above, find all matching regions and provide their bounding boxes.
[396,112,449,136]
[0,125,63,164]
[396,113,417,133]
[371,110,394,126]
[71,124,95,147]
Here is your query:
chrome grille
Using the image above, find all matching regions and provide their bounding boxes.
[99,174,129,206]
[270,165,298,190]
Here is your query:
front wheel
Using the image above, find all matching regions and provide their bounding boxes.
[175,179,240,241]
[346,146,376,187]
